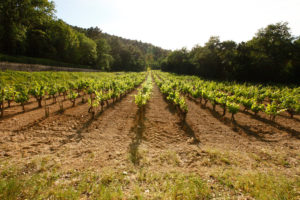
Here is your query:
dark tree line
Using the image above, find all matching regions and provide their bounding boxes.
[0,0,168,71]
[1,0,298,82]
[161,22,300,83]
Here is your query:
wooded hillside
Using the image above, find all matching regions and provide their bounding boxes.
[0,0,168,71]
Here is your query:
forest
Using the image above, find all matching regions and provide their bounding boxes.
[161,23,300,83]
[0,0,168,71]
[1,0,299,83]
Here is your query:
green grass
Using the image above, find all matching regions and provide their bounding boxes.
[135,169,211,199]
[0,70,117,86]
[0,158,212,200]
[158,150,181,167]
[1,157,299,199]
[201,148,233,167]
[213,169,300,200]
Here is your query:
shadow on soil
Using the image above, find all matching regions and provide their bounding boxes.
[1,106,41,120]
[241,110,300,139]
[129,107,146,166]
[76,90,135,136]
[187,95,299,140]
[10,99,87,133]
[206,105,279,142]
[76,96,124,135]
[278,113,300,123]
[163,97,200,145]
[181,120,200,144]
[64,93,135,147]
[1,98,70,121]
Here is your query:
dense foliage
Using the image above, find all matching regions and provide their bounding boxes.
[135,73,153,108]
[161,22,300,84]
[154,71,300,121]
[0,0,168,71]
[153,72,188,121]
[1,1,299,84]
[0,70,145,117]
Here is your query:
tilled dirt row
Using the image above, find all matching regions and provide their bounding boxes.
[129,81,202,171]
[0,95,87,132]
[0,90,138,170]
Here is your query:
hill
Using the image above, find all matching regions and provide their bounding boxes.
[0,1,168,71]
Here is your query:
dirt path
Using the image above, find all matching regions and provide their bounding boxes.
[129,82,202,172]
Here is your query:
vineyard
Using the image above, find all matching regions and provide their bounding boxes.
[154,71,300,122]
[0,70,299,199]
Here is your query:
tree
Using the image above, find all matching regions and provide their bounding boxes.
[247,22,294,82]
[189,37,223,79]
[126,45,146,71]
[217,41,237,80]
[292,37,300,82]
[163,23,298,84]
[161,48,193,74]
[86,27,102,40]
[96,38,112,71]
[0,0,55,54]
[233,42,253,81]
[77,32,97,66]
[47,20,80,62]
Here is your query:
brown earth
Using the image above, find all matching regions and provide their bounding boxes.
[0,80,299,194]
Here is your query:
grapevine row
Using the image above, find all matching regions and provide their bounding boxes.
[154,71,300,121]
[153,73,188,122]
[0,71,146,118]
[88,73,146,118]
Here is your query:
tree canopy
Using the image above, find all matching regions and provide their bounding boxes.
[0,0,168,71]
[0,1,299,83]
[161,22,300,83]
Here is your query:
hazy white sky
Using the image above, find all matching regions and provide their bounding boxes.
[53,0,300,50]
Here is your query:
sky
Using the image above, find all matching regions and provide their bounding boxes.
[53,0,300,50]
